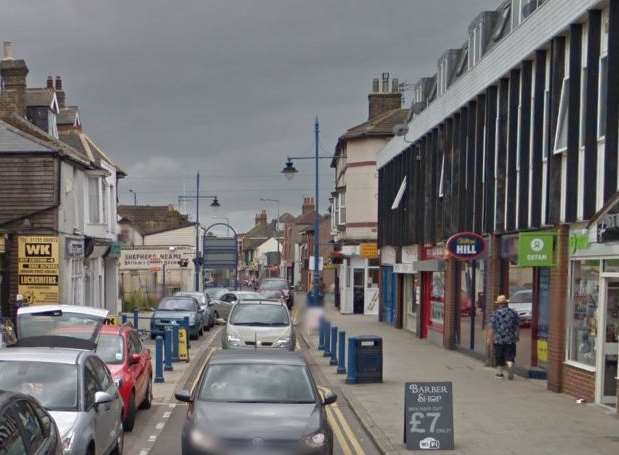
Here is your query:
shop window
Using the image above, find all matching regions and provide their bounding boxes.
[367,267,379,289]
[568,260,599,367]
[604,259,619,273]
[431,273,445,325]
[553,78,569,154]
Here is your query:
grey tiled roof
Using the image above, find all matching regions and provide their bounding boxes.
[0,120,55,153]
[25,88,55,108]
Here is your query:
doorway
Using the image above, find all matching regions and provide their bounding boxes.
[353,269,365,314]
[598,278,619,406]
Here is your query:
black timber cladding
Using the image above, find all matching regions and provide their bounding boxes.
[474,95,486,234]
[547,36,565,225]
[496,79,509,232]
[518,61,533,229]
[506,69,520,231]
[530,50,546,228]
[465,100,477,232]
[484,86,497,233]
[565,24,582,223]
[605,0,619,201]
[584,10,601,219]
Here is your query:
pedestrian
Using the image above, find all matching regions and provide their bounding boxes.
[488,294,520,380]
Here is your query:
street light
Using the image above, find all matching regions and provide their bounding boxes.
[281,117,331,306]
[128,189,137,206]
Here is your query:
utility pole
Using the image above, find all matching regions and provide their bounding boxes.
[129,189,137,206]
[312,117,320,304]
[195,171,200,292]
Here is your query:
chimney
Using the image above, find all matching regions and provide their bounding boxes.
[0,42,29,116]
[368,72,402,121]
[255,209,267,226]
[55,76,65,108]
[46,75,53,89]
[302,197,315,215]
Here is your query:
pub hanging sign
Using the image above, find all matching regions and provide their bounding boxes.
[446,232,486,261]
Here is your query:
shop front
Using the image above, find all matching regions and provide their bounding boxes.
[566,223,619,408]
[0,234,7,318]
[380,246,397,325]
[394,246,419,334]
[417,245,446,346]
[338,243,380,316]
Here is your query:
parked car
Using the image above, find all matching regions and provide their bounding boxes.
[175,350,336,455]
[222,300,295,350]
[0,390,63,454]
[0,347,124,455]
[96,324,153,432]
[175,291,214,330]
[258,278,294,309]
[151,296,204,340]
[509,289,533,326]
[205,287,228,300]
[210,291,266,321]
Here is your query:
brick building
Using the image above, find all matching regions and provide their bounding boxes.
[378,0,619,409]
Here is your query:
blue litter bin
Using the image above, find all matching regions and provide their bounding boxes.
[346,336,383,384]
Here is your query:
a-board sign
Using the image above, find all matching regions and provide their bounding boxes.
[178,328,189,362]
[404,382,454,451]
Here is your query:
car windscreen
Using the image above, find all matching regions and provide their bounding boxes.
[238,292,264,301]
[157,299,195,311]
[259,280,288,290]
[206,288,227,298]
[0,362,78,411]
[198,364,315,404]
[17,311,104,342]
[229,304,289,326]
[96,334,124,364]
[510,291,532,304]
[176,293,206,304]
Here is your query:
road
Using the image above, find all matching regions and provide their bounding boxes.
[124,325,380,455]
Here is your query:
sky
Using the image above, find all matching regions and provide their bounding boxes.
[1,0,500,233]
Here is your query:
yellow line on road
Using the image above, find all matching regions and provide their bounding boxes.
[317,386,366,455]
[326,405,354,455]
[189,347,216,394]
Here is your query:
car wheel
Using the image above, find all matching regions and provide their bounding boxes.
[86,442,95,455]
[123,391,137,432]
[140,377,153,410]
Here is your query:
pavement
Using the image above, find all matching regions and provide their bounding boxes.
[302,300,619,455]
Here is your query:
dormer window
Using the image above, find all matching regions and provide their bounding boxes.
[493,4,511,42]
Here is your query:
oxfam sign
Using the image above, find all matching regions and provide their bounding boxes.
[446,232,486,261]
[517,232,555,267]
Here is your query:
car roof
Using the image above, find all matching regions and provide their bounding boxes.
[17,305,109,318]
[235,299,284,306]
[209,350,306,366]
[99,324,131,336]
[175,292,203,297]
[0,347,84,365]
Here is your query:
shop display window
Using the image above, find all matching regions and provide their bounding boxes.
[431,273,445,325]
[568,260,599,367]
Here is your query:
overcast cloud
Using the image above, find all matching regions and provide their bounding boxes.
[1,0,499,232]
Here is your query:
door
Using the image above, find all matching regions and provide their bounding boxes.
[419,273,432,338]
[403,275,417,333]
[353,269,365,314]
[128,333,147,400]
[86,358,117,454]
[599,278,619,406]
[381,266,395,324]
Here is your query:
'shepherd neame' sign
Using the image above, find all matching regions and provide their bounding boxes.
[404,382,454,451]
[446,233,485,261]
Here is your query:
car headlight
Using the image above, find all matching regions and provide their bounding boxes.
[304,432,326,448]
[273,336,291,348]
[227,335,241,346]
[62,431,75,453]
[190,429,219,450]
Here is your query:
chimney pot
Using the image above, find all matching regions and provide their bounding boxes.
[381,72,390,93]
[46,75,53,89]
[392,78,399,93]
[2,42,14,61]
[368,73,402,120]
[372,78,380,93]
[55,76,62,90]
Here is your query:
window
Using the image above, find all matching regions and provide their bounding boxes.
[493,5,511,42]
[90,358,113,391]
[102,181,109,230]
[430,272,445,325]
[88,177,100,223]
[337,192,346,225]
[71,256,83,306]
[553,78,569,154]
[579,67,588,148]
[14,401,44,452]
[598,56,608,138]
[438,154,445,197]
[84,363,98,409]
[0,409,26,455]
[568,260,599,367]
[391,176,407,210]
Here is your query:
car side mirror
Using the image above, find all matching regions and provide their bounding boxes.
[321,390,337,406]
[129,353,141,365]
[175,390,193,403]
[95,391,114,406]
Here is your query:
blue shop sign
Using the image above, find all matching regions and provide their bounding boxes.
[446,232,486,261]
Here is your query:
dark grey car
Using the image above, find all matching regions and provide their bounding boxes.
[175,350,336,455]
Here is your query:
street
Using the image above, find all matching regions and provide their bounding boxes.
[123,323,380,455]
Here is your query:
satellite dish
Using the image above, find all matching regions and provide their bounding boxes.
[392,123,409,137]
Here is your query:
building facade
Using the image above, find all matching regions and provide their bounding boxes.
[378,0,619,409]
[331,74,407,315]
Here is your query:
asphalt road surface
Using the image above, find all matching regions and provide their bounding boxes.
[124,326,380,455]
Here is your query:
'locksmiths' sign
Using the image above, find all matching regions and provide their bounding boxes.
[446,232,485,261]
[18,235,60,305]
[404,382,454,451]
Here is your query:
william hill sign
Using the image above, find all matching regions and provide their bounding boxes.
[446,232,486,261]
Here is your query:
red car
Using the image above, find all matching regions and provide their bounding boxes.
[96,324,153,431]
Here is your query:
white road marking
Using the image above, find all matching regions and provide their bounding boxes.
[139,450,149,455]
[155,422,165,430]
[148,435,157,442]
[162,411,172,419]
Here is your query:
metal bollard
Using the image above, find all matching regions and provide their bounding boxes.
[164,327,173,371]
[329,326,338,366]
[183,317,191,349]
[337,331,346,374]
[323,321,331,357]
[121,314,127,325]
[154,336,164,383]
[318,318,326,351]
[171,325,180,362]
[133,310,139,329]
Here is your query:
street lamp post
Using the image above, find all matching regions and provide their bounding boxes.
[178,171,220,292]
[281,117,331,306]
[260,198,280,277]
[128,189,137,206]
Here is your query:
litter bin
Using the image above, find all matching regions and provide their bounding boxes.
[346,335,383,384]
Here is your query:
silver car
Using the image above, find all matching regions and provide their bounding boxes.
[0,347,124,455]
[210,291,266,321]
[174,291,214,330]
[222,300,296,350]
